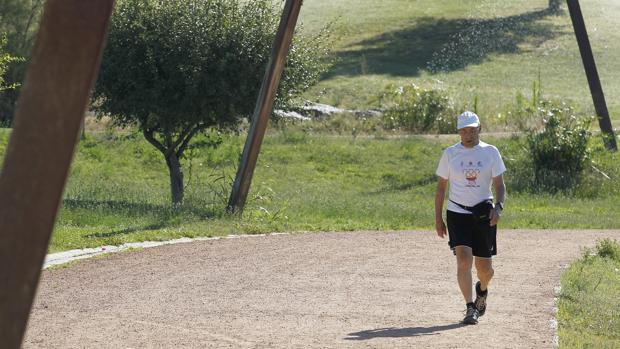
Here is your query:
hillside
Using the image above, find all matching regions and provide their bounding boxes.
[298,0,620,123]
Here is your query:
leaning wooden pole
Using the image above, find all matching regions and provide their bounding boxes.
[0,1,115,347]
[566,0,617,151]
[227,0,303,213]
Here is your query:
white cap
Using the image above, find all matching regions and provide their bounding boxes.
[457,111,480,129]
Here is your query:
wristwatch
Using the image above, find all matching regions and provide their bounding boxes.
[495,202,504,211]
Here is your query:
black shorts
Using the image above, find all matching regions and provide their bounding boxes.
[446,210,497,258]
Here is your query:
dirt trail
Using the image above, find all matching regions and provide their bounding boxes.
[24,229,620,348]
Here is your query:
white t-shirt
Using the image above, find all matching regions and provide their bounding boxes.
[436,141,506,214]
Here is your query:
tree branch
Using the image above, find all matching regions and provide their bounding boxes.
[143,127,167,154]
[175,124,203,158]
[164,132,173,152]
[19,0,44,53]
[166,124,198,157]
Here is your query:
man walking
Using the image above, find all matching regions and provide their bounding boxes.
[434,111,506,325]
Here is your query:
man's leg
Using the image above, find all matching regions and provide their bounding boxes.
[455,246,474,303]
[474,256,493,316]
[474,257,494,290]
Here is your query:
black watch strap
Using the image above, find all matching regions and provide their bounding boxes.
[495,202,504,210]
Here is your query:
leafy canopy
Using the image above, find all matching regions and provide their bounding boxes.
[93,0,330,137]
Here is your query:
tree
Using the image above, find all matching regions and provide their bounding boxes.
[93,0,330,204]
[0,0,44,125]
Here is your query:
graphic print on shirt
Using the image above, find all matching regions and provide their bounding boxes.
[461,159,482,187]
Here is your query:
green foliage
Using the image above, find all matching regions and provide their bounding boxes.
[93,0,330,203]
[0,0,44,124]
[0,33,22,92]
[504,134,617,200]
[95,0,329,130]
[498,78,617,196]
[525,102,592,192]
[0,0,43,54]
[595,238,620,262]
[558,239,620,348]
[502,95,596,194]
[499,79,545,132]
[380,84,456,134]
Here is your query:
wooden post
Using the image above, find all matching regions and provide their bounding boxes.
[0,1,115,347]
[227,0,303,213]
[567,0,617,151]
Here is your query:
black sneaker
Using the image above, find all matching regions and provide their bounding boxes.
[462,305,479,325]
[475,281,488,316]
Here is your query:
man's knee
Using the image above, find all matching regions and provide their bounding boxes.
[454,246,474,272]
[457,258,472,271]
[476,264,494,280]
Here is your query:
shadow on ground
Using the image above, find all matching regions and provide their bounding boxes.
[327,6,566,78]
[64,198,219,217]
[85,223,169,238]
[62,198,221,238]
[345,323,466,340]
[63,198,167,214]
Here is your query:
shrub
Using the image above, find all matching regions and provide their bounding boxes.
[595,238,620,262]
[525,102,592,192]
[380,84,456,134]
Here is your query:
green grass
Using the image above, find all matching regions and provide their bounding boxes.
[558,238,620,348]
[2,127,618,253]
[298,0,620,124]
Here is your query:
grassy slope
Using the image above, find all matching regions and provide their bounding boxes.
[298,0,620,123]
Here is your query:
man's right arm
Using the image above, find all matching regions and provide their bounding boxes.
[435,177,448,238]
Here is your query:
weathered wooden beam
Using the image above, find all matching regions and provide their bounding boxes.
[567,0,617,151]
[228,0,303,213]
[0,1,115,347]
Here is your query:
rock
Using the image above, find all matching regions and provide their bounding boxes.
[273,110,312,121]
[275,102,383,121]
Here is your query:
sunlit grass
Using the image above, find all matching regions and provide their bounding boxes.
[3,126,618,252]
[558,238,620,348]
[298,0,620,124]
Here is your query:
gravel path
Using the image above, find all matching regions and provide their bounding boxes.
[24,229,620,348]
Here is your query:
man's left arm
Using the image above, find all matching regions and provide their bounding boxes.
[490,174,506,226]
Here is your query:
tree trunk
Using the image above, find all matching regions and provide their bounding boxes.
[165,152,184,205]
